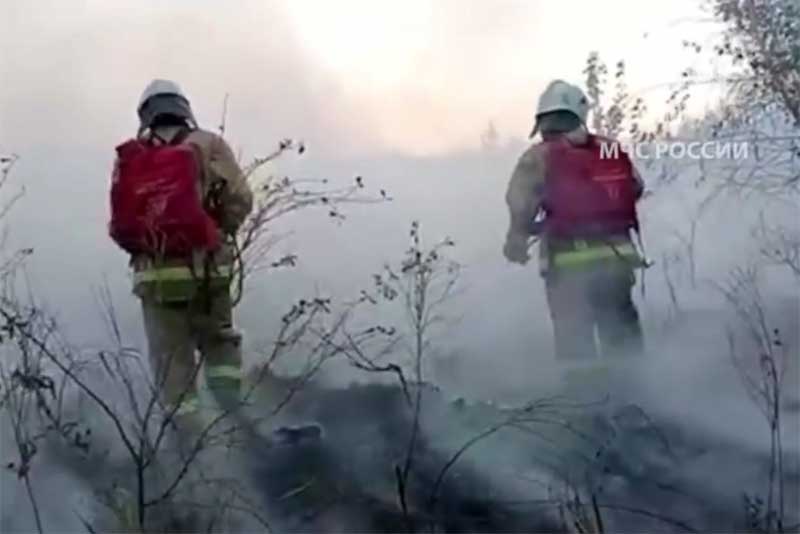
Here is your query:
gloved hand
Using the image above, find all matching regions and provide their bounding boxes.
[538,256,550,278]
[503,233,530,265]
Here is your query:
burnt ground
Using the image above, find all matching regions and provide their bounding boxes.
[231,379,800,532]
[27,376,800,533]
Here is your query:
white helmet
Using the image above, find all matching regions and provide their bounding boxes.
[529,80,589,138]
[535,80,589,121]
[136,79,196,132]
[138,79,188,111]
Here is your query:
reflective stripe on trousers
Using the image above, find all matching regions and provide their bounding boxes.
[205,360,242,411]
[206,363,242,392]
[172,392,229,418]
[173,392,201,417]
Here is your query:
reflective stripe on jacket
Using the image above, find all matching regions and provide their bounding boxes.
[133,262,233,303]
[551,241,641,270]
[174,392,201,417]
[133,264,233,285]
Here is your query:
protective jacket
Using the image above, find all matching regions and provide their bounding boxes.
[504,127,645,274]
[123,126,253,302]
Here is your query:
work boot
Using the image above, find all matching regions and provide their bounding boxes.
[169,394,245,453]
[560,364,614,404]
[168,410,207,459]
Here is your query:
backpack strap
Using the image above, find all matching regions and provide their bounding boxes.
[144,126,194,146]
[170,126,193,145]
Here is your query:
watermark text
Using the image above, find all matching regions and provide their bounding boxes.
[600,141,750,160]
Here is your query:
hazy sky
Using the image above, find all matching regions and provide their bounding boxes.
[1,0,714,157]
[0,0,755,352]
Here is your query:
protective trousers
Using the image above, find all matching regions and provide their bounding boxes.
[545,260,643,362]
[141,288,243,418]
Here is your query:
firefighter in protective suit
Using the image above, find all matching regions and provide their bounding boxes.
[503,80,646,391]
[123,79,253,420]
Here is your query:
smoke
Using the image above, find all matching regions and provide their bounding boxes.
[1,1,798,531]
[2,125,798,530]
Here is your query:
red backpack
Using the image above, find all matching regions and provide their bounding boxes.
[108,132,221,257]
[541,134,639,239]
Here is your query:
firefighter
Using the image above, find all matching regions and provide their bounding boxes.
[112,79,253,422]
[503,80,646,385]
